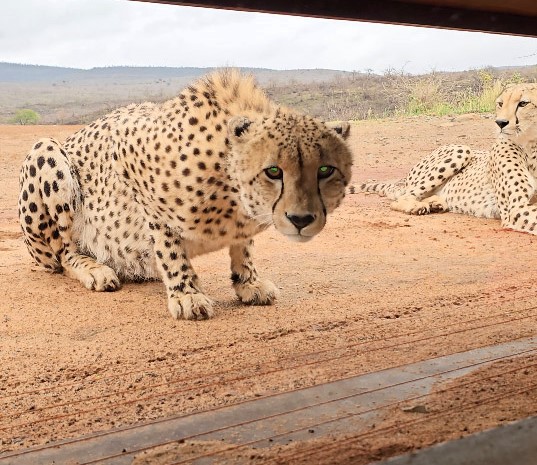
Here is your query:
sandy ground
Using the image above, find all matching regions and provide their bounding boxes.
[1,117,537,462]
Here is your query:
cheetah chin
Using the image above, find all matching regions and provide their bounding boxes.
[18,69,353,320]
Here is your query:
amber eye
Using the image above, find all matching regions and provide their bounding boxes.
[318,165,335,179]
[497,101,503,108]
[519,101,529,107]
[265,166,283,180]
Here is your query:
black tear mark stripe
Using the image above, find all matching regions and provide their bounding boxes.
[272,178,285,213]
[317,183,327,217]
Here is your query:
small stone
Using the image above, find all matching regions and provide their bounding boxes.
[402,404,428,414]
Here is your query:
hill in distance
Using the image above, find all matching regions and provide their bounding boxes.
[1,62,535,124]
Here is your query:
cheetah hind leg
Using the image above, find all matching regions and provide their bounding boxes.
[402,144,473,199]
[390,194,448,215]
[18,137,121,292]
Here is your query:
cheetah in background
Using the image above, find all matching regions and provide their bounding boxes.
[351,83,537,234]
[18,70,353,320]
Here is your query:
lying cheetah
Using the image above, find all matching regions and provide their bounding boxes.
[353,83,537,234]
[18,70,353,319]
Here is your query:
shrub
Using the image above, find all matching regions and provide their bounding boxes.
[8,109,41,125]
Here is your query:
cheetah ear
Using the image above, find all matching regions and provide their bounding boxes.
[228,116,253,143]
[326,121,350,140]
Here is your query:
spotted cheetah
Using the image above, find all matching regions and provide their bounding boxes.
[352,83,537,234]
[18,70,353,320]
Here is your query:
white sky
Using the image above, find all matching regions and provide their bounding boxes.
[1,0,536,74]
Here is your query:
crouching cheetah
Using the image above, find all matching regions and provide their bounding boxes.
[18,70,353,319]
[352,83,537,234]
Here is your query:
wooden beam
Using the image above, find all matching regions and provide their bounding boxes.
[132,0,537,37]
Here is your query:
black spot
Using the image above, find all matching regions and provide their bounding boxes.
[47,158,56,168]
[189,117,198,125]
[29,202,38,213]
[29,165,37,177]
[43,181,51,197]
[37,156,46,169]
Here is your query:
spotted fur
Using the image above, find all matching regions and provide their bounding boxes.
[350,83,537,234]
[18,70,353,319]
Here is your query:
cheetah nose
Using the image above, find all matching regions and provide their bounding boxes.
[496,119,509,129]
[286,213,315,230]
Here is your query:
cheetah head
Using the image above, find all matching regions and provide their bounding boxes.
[495,83,537,138]
[227,111,353,242]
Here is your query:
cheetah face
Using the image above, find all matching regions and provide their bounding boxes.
[227,113,353,242]
[495,83,537,137]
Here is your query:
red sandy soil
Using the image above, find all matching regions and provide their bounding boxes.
[1,117,536,462]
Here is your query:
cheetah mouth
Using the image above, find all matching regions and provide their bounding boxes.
[284,233,315,243]
[499,126,521,137]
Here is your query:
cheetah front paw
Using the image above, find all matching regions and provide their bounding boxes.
[168,293,214,320]
[66,264,121,292]
[233,279,279,305]
[91,266,121,292]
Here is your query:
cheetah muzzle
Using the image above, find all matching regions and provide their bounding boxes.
[18,70,353,320]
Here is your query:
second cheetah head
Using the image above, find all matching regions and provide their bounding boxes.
[495,83,537,138]
[227,111,353,242]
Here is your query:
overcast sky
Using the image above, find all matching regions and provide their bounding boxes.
[1,0,536,74]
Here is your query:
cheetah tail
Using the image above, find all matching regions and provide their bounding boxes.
[347,180,404,200]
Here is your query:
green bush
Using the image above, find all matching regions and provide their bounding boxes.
[8,109,41,125]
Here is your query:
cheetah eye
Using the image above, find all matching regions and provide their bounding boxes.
[518,101,529,108]
[497,101,503,108]
[318,165,335,179]
[265,166,283,180]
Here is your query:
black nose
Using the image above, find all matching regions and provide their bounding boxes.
[286,213,315,230]
[496,119,509,129]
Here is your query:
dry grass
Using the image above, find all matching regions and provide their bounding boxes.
[1,66,536,124]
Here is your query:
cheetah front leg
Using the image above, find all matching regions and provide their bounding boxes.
[489,139,537,234]
[149,223,213,320]
[229,240,279,305]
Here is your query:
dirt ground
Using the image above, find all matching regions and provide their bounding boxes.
[1,117,537,463]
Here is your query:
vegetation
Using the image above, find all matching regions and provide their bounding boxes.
[8,109,41,125]
[265,66,536,121]
[393,69,527,117]
[0,63,535,124]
